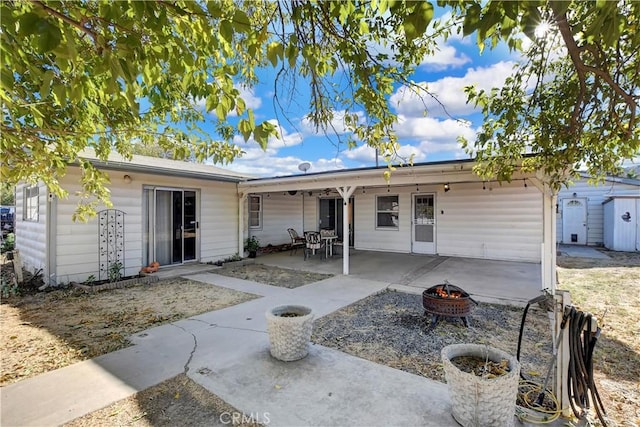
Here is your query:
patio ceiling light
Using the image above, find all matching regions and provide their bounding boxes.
[444,183,450,192]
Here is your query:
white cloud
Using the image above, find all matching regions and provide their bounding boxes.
[301,110,366,136]
[342,144,377,163]
[224,152,345,177]
[194,84,262,117]
[419,45,470,71]
[233,84,262,113]
[390,61,517,118]
[341,142,428,166]
[233,120,303,150]
[394,115,475,142]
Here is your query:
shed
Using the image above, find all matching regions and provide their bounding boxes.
[557,174,640,246]
[603,196,640,251]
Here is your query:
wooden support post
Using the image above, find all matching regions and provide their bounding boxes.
[12,249,23,284]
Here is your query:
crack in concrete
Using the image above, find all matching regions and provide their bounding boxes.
[168,321,265,374]
[182,318,266,334]
[210,324,267,334]
[169,323,198,374]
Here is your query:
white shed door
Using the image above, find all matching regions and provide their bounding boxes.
[412,194,435,254]
[637,199,640,251]
[562,198,587,245]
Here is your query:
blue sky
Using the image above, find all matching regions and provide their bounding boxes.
[197,17,522,177]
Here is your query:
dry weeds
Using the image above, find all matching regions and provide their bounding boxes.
[213,263,332,288]
[1,278,258,386]
[65,374,261,427]
[557,249,640,427]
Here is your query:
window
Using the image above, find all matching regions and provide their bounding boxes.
[249,195,262,229]
[376,195,399,229]
[23,185,39,222]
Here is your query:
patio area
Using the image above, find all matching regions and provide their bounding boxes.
[256,249,543,306]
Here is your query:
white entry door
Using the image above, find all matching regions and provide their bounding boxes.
[562,198,587,245]
[412,194,436,254]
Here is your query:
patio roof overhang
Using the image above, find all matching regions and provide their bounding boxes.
[238,159,537,194]
[236,158,557,296]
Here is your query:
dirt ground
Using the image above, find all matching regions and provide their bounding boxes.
[3,253,639,426]
[0,277,258,386]
[66,374,262,427]
[214,263,333,288]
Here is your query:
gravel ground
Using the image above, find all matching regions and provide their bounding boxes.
[213,264,333,288]
[313,290,552,383]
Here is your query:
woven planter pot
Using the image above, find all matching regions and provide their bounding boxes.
[266,305,314,361]
[441,344,521,427]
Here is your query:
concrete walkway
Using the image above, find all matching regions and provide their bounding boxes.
[558,244,610,259]
[1,274,459,427]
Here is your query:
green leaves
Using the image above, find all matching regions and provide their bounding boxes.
[403,1,434,43]
[2,0,638,220]
[19,11,61,53]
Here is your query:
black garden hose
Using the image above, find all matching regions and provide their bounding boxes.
[516,296,607,426]
[516,293,551,373]
[565,307,608,426]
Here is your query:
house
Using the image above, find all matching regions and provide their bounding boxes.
[14,153,557,292]
[14,151,248,285]
[556,173,640,246]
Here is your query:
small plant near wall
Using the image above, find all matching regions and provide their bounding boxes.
[224,253,243,263]
[245,237,260,258]
[108,261,123,283]
[1,233,15,253]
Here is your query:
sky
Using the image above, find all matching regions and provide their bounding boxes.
[191,12,633,178]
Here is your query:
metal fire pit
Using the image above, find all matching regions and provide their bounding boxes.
[422,281,477,329]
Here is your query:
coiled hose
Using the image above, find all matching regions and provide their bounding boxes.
[565,306,608,426]
[516,298,608,425]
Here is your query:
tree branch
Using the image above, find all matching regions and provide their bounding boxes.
[33,1,98,43]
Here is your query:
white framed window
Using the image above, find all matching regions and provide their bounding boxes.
[23,185,39,222]
[249,195,262,229]
[376,195,399,229]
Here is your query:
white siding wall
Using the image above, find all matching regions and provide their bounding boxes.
[557,179,640,245]
[249,193,304,246]
[437,182,542,262]
[354,186,414,253]
[14,182,48,277]
[304,194,318,234]
[53,167,239,284]
[349,182,543,262]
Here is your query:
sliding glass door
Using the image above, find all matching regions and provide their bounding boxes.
[319,197,354,246]
[144,187,198,266]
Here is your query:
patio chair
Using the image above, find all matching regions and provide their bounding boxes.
[287,228,306,255]
[304,231,325,260]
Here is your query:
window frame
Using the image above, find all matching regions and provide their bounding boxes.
[376,194,399,230]
[23,185,40,222]
[248,194,262,230]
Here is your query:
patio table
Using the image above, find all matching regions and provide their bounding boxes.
[321,235,338,258]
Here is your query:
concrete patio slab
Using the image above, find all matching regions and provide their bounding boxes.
[558,244,610,259]
[258,250,543,306]
[193,342,457,427]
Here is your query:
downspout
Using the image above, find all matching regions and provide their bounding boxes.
[238,192,247,256]
[46,191,57,286]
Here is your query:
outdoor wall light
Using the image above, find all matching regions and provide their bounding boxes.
[443,183,450,192]
[123,174,132,183]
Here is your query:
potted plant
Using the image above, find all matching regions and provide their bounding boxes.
[441,343,521,427]
[266,305,314,361]
[245,236,260,258]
